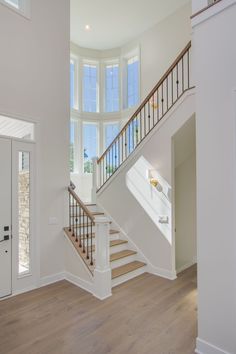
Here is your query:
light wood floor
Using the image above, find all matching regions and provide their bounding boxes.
[0,266,197,354]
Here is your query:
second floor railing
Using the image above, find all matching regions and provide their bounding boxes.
[96,41,192,190]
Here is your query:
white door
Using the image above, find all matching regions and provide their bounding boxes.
[0,138,12,298]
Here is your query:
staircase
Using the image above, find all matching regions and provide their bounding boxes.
[64,200,147,287]
[65,42,193,298]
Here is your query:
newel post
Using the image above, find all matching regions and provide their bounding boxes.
[93,216,112,300]
[91,157,99,204]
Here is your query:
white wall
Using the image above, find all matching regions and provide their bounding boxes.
[193,2,236,353]
[123,3,192,100]
[0,1,70,280]
[98,92,195,276]
[175,153,197,273]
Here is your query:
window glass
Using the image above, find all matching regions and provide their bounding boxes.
[83,64,98,113]
[104,123,119,148]
[70,121,75,173]
[70,59,75,110]
[5,0,19,8]
[105,64,119,112]
[83,123,98,173]
[18,151,30,275]
[127,56,139,108]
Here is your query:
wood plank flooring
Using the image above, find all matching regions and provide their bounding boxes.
[0,266,197,354]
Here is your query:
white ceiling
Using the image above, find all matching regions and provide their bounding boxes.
[70,0,190,50]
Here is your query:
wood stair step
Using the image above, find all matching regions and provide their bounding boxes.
[112,261,146,279]
[71,221,112,228]
[92,212,104,216]
[110,250,137,262]
[110,239,128,247]
[71,229,119,237]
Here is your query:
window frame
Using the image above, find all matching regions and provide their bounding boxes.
[103,59,120,113]
[82,121,99,174]
[82,59,100,114]
[70,55,79,111]
[103,121,120,151]
[0,0,31,19]
[122,48,140,110]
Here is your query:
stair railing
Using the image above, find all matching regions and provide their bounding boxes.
[68,185,95,266]
[67,184,112,299]
[96,41,192,191]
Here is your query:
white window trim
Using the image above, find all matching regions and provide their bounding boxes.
[0,0,31,19]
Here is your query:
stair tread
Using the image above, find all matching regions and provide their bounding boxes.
[70,228,119,237]
[110,250,137,262]
[112,261,146,279]
[71,221,112,228]
[110,239,128,247]
[92,212,104,216]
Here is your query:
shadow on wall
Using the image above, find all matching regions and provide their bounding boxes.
[126,155,172,244]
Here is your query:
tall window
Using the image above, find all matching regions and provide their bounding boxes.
[127,56,139,108]
[5,0,19,7]
[104,122,119,148]
[83,63,98,113]
[83,123,98,173]
[105,64,119,112]
[70,59,75,110]
[70,121,75,173]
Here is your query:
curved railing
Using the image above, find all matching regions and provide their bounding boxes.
[97,41,192,190]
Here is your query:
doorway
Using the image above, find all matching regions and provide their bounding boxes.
[173,116,197,274]
[0,116,37,298]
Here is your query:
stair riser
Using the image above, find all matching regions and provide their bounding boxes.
[110,243,129,254]
[112,266,147,287]
[110,254,137,269]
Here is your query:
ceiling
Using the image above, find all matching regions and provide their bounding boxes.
[70,0,190,50]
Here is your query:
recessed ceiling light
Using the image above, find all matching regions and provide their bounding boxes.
[85,24,91,31]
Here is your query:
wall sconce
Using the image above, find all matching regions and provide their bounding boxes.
[149,178,163,192]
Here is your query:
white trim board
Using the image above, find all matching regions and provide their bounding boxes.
[196,338,233,354]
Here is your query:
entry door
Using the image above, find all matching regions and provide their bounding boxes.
[0,138,12,298]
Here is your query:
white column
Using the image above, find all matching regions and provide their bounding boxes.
[91,157,98,204]
[93,216,112,300]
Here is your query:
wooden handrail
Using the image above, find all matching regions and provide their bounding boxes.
[68,186,95,223]
[97,41,191,163]
[191,0,222,19]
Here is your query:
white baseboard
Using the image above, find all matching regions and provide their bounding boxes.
[39,272,65,287]
[65,271,94,296]
[196,338,232,354]
[176,258,197,274]
[148,264,177,280]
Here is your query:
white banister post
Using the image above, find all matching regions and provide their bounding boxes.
[93,216,112,300]
[91,157,98,204]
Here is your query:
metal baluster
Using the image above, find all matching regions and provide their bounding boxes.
[86,216,89,259]
[148,101,151,131]
[187,49,190,89]
[171,70,174,105]
[75,201,78,242]
[176,63,179,98]
[182,56,184,93]
[166,77,169,111]
[72,197,75,236]
[161,84,164,117]
[83,210,85,253]
[79,205,82,247]
[90,222,93,266]
[69,193,71,232]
